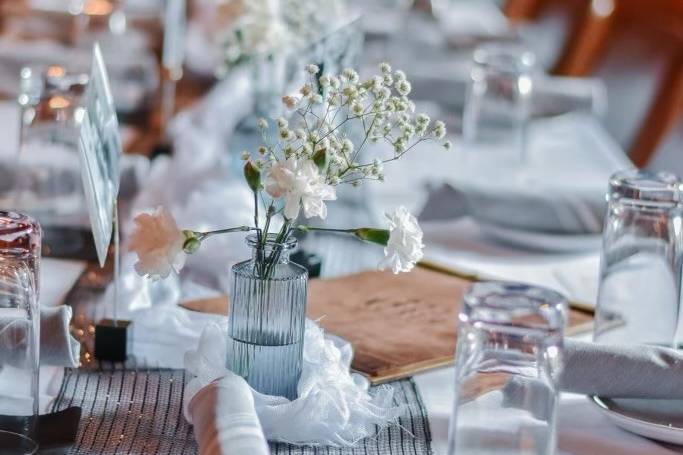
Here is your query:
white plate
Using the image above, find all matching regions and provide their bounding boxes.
[591,396,683,445]
[479,223,602,253]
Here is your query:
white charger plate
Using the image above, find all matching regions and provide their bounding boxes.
[479,223,602,253]
[591,396,683,445]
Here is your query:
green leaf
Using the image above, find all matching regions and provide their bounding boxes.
[354,228,390,246]
[243,161,261,192]
[312,148,328,172]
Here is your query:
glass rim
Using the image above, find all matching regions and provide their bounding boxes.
[463,281,567,331]
[608,168,682,207]
[245,233,297,250]
[472,43,536,74]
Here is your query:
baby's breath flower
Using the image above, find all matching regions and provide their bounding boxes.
[282,96,299,110]
[295,129,306,139]
[351,101,364,115]
[341,138,354,154]
[329,175,340,185]
[342,68,359,84]
[306,64,319,75]
[416,113,430,125]
[319,74,330,87]
[258,146,267,155]
[396,79,412,96]
[394,138,406,154]
[432,120,446,140]
[342,86,358,99]
[276,117,288,129]
[329,75,340,89]
[279,128,292,140]
[240,151,250,161]
[383,73,394,86]
[443,140,453,151]
[300,83,313,97]
[310,94,323,104]
[380,62,392,74]
[256,118,268,129]
[394,70,406,81]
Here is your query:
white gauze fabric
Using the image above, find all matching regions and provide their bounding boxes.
[184,320,402,446]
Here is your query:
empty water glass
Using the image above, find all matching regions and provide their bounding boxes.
[594,169,683,348]
[448,281,566,455]
[462,43,535,164]
[0,211,41,454]
[12,65,89,228]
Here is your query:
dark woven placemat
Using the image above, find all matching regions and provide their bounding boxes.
[51,368,432,455]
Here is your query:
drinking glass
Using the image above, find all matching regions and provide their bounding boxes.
[448,281,566,455]
[0,211,42,454]
[594,169,683,348]
[12,64,90,229]
[462,43,535,164]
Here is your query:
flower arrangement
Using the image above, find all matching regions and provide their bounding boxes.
[218,0,350,75]
[129,63,449,279]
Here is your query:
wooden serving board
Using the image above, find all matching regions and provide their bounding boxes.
[307,266,593,384]
[181,264,593,384]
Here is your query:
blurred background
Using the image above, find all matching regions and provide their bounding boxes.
[0,0,680,265]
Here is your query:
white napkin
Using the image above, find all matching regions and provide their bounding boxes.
[38,306,80,367]
[0,306,80,368]
[184,321,401,448]
[189,374,270,455]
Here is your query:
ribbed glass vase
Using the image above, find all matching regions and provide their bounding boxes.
[227,234,308,399]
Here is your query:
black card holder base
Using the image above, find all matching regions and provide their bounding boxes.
[94,319,132,362]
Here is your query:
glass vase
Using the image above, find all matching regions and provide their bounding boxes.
[227,234,308,400]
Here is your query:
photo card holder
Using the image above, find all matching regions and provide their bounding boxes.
[77,43,130,362]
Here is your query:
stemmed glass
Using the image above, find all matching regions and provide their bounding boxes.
[448,281,566,455]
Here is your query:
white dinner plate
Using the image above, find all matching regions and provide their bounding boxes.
[591,396,683,445]
[479,223,602,253]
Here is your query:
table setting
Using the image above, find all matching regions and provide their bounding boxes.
[0,0,681,454]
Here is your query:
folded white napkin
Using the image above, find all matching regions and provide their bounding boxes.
[184,321,401,451]
[189,374,270,455]
[0,306,80,368]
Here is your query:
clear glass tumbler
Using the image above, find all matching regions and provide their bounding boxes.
[448,281,566,455]
[13,65,89,229]
[227,234,308,400]
[594,169,683,348]
[0,212,41,455]
[462,43,535,164]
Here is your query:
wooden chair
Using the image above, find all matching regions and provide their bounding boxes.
[551,0,683,166]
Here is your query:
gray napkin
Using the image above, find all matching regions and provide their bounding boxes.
[0,305,80,368]
[500,340,683,420]
[560,340,683,399]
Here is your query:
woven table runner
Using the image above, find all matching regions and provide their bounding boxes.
[51,368,433,455]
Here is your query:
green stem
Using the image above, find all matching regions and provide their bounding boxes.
[296,226,355,234]
[196,226,256,240]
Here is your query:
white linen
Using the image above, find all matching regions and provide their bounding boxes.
[0,306,80,367]
[189,374,270,455]
[184,321,401,447]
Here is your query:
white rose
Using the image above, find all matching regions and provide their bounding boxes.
[265,157,336,220]
[128,206,186,280]
[379,206,424,274]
